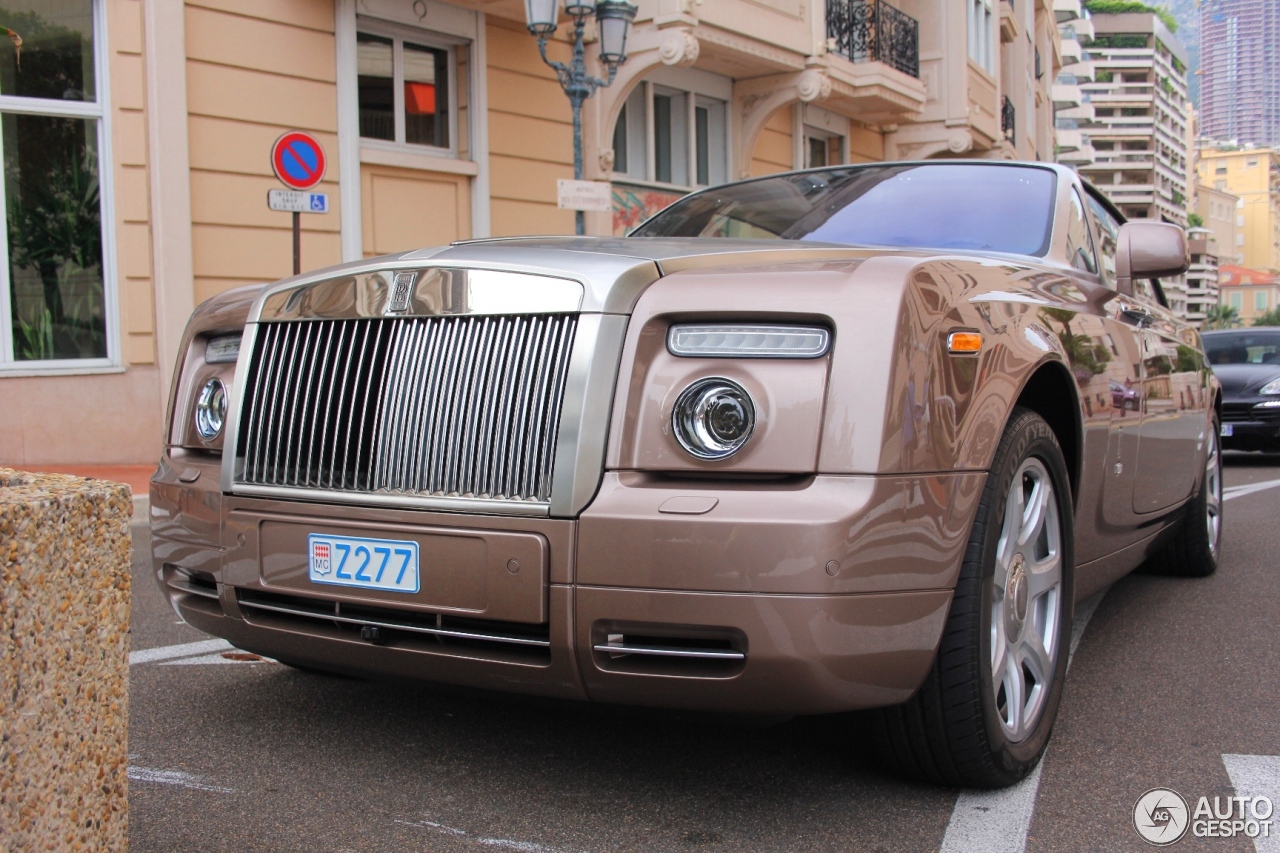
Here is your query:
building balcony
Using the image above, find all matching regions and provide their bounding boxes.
[825,0,919,78]
[1000,0,1020,43]
[1052,81,1083,108]
[1057,101,1095,121]
[1053,0,1083,23]
[1002,95,1016,143]
[1060,37,1082,64]
[1056,127,1084,151]
[1058,142,1096,166]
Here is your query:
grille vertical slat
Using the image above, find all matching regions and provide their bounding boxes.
[303,323,335,486]
[238,314,577,505]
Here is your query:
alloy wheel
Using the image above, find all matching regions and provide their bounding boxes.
[991,457,1063,743]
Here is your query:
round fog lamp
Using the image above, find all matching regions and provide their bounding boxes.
[194,378,227,441]
[672,377,756,460]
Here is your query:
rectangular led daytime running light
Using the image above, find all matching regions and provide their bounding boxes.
[205,335,242,364]
[667,324,831,359]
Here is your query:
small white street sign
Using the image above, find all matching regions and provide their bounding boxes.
[557,179,612,212]
[268,189,329,214]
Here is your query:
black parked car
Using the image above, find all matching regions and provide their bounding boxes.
[1203,329,1280,451]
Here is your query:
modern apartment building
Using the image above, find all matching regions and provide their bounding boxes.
[0,0,1062,466]
[1077,12,1190,226]
[1195,146,1280,273]
[1198,0,1279,148]
[1053,2,1095,168]
[1184,226,1220,328]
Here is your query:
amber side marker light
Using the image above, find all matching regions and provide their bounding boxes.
[948,331,983,354]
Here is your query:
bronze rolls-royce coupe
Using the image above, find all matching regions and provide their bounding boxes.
[151,161,1221,789]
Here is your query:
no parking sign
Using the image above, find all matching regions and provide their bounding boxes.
[271,131,326,191]
[269,131,328,275]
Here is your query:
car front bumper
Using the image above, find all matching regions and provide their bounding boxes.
[1221,403,1280,450]
[151,451,983,715]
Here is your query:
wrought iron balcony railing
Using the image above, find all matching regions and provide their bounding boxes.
[1002,95,1016,142]
[826,0,920,79]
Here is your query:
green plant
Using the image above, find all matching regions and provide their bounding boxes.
[1040,307,1111,377]
[1083,0,1178,32]
[1188,212,1204,227]
[13,307,53,360]
[1203,303,1242,330]
[1251,307,1280,327]
[1094,68,1113,82]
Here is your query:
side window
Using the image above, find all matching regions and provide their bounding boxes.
[1084,192,1121,286]
[1066,189,1099,274]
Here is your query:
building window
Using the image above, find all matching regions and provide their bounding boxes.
[612,76,728,190]
[1215,165,1227,175]
[0,0,114,370]
[1246,159,1258,168]
[357,28,453,151]
[969,0,995,72]
[1256,291,1268,311]
[804,127,843,169]
[1229,292,1243,310]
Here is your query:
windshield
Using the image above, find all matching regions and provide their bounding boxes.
[1204,331,1280,365]
[633,163,1058,256]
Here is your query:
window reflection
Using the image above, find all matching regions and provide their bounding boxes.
[357,33,394,141]
[5,113,105,360]
[404,42,448,148]
[0,1,95,101]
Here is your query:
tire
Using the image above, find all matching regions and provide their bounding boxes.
[1141,415,1222,578]
[865,407,1075,788]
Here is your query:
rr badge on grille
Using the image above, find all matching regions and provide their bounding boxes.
[386,271,418,314]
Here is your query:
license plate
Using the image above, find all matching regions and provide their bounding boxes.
[1221,423,1234,437]
[308,533,420,593]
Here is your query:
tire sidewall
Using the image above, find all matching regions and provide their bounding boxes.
[975,413,1076,774]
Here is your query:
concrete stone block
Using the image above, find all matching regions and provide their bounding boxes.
[0,469,131,852]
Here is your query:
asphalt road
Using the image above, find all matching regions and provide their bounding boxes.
[127,454,1280,853]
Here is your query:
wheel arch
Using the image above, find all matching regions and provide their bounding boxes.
[1012,360,1082,505]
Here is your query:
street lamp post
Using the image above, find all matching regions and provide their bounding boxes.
[524,0,637,235]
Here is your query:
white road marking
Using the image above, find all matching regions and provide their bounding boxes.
[939,590,1107,853]
[159,651,271,666]
[128,766,234,794]
[1222,754,1280,853]
[129,638,232,666]
[395,819,573,852]
[1223,477,1280,502]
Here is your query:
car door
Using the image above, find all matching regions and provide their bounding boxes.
[1127,281,1208,513]
[1070,189,1148,550]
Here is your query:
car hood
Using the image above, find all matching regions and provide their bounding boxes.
[1212,364,1280,397]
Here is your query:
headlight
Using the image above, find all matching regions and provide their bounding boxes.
[194,378,227,441]
[1260,377,1280,396]
[672,377,756,460]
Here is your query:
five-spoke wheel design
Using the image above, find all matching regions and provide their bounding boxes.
[1204,429,1222,561]
[990,457,1063,743]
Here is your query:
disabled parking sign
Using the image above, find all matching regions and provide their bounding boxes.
[270,131,326,191]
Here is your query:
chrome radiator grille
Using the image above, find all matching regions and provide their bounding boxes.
[236,314,577,503]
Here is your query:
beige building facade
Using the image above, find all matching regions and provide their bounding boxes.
[1195,145,1280,274]
[1194,182,1241,266]
[0,0,1060,466]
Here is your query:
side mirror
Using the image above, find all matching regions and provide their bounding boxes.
[1115,220,1188,297]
